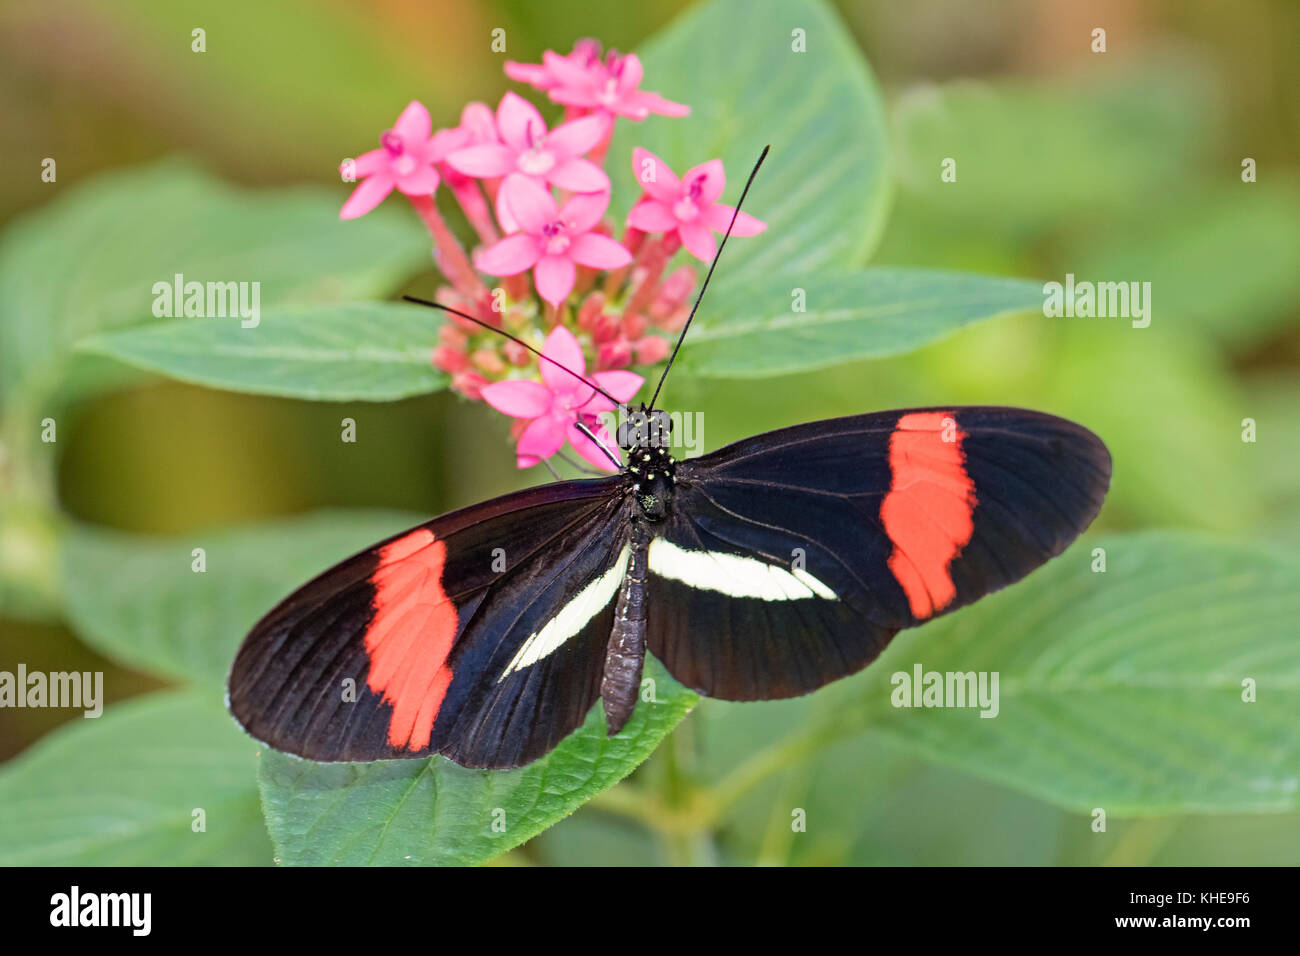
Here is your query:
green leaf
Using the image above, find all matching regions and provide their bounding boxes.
[0,159,426,407]
[1032,326,1263,533]
[608,0,890,280]
[80,303,446,401]
[822,532,1300,815]
[5,0,483,183]
[0,690,270,865]
[259,658,697,866]
[1067,180,1300,350]
[890,55,1216,231]
[62,510,426,686]
[678,268,1044,378]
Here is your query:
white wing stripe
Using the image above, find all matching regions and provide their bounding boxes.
[498,544,631,681]
[647,538,836,601]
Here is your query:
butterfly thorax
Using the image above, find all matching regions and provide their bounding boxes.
[617,403,676,520]
[626,444,675,520]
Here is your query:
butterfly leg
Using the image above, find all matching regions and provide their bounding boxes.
[554,449,607,477]
[601,519,652,735]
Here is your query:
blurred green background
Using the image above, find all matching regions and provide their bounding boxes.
[1,0,1298,865]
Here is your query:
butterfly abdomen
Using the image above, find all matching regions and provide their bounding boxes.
[601,519,652,734]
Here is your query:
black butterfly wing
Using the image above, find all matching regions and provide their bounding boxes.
[647,406,1111,700]
[228,478,632,769]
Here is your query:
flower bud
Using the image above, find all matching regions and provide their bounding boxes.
[577,291,606,330]
[598,338,633,370]
[622,312,647,340]
[592,313,621,344]
[438,324,468,350]
[433,345,469,372]
[451,370,487,400]
[472,348,506,375]
[503,341,531,366]
[634,335,670,365]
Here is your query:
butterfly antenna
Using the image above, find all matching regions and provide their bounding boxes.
[402,296,619,406]
[648,144,770,409]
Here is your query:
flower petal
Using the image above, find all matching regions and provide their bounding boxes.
[502,173,558,234]
[534,254,577,307]
[626,197,679,232]
[615,54,644,94]
[591,370,645,403]
[350,148,389,179]
[504,60,551,89]
[474,233,541,275]
[631,147,680,202]
[516,413,567,462]
[540,325,587,394]
[544,50,598,90]
[569,419,620,472]
[427,127,469,163]
[580,394,616,415]
[339,174,394,219]
[678,221,717,262]
[460,101,499,143]
[569,233,633,270]
[612,102,651,121]
[544,112,609,158]
[393,100,432,144]
[633,92,691,117]
[394,164,439,196]
[480,379,553,419]
[547,86,599,109]
[494,184,519,234]
[683,158,726,204]
[447,144,515,178]
[548,158,610,193]
[701,204,767,235]
[497,91,547,151]
[560,190,612,233]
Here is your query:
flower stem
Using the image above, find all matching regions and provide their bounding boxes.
[447,177,499,246]
[408,194,486,300]
[624,232,680,318]
[603,227,645,297]
[502,274,530,302]
[589,122,614,167]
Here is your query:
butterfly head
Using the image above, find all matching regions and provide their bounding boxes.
[616,402,672,452]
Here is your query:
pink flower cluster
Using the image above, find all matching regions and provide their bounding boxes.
[338,39,765,471]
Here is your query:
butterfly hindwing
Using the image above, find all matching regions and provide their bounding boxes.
[647,406,1111,700]
[228,478,631,768]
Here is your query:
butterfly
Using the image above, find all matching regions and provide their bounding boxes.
[227,147,1111,769]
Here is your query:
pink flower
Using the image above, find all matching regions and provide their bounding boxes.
[626,148,766,261]
[505,39,602,92]
[480,326,643,471]
[340,101,443,220]
[436,102,500,183]
[447,92,610,229]
[544,51,688,121]
[474,177,632,306]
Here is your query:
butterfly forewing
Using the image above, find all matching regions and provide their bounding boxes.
[646,406,1111,700]
[228,478,630,768]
